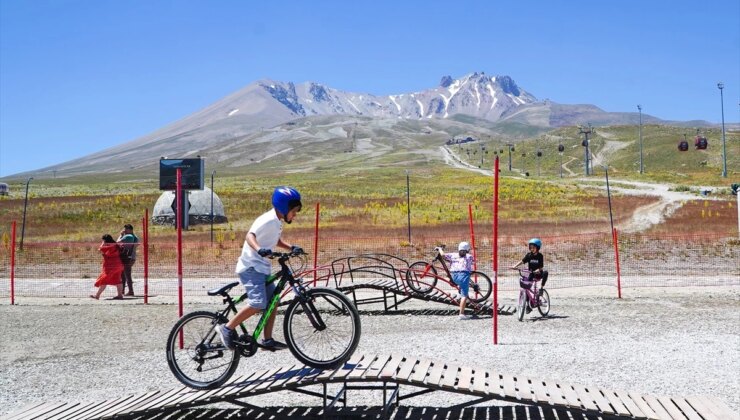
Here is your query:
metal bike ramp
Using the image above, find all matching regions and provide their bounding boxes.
[336,277,515,315]
[323,254,516,315]
[7,354,737,420]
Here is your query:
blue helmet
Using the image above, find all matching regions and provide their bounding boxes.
[272,186,302,216]
[528,238,542,250]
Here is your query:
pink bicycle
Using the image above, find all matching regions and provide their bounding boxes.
[513,268,550,321]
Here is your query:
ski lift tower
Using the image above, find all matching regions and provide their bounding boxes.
[578,124,594,176]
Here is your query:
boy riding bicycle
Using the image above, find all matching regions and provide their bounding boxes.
[511,238,549,296]
[438,242,475,320]
[218,186,303,351]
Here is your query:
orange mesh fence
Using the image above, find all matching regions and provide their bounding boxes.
[616,232,739,287]
[1,231,738,300]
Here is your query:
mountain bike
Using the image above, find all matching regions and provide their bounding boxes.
[513,268,550,321]
[405,246,492,303]
[166,249,361,389]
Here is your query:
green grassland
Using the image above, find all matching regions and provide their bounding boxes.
[0,123,736,245]
[0,166,605,243]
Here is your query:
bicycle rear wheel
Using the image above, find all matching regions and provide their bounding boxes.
[284,288,361,370]
[468,271,492,303]
[517,290,527,322]
[166,311,239,389]
[537,289,550,316]
[406,261,437,294]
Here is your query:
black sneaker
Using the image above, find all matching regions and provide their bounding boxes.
[259,338,288,351]
[538,289,544,297]
[217,325,236,350]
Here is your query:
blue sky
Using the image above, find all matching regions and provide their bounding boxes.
[1,0,738,177]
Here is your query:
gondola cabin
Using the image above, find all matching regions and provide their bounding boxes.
[0,183,8,196]
[678,140,689,151]
[694,135,708,150]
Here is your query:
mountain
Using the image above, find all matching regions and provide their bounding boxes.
[6,71,716,178]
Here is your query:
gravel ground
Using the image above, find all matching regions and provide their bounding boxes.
[1,286,739,417]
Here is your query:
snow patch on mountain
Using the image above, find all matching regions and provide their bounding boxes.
[389,95,401,112]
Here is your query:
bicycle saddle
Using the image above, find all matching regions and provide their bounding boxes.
[207,281,240,296]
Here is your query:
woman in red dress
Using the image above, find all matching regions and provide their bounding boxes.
[90,234,124,300]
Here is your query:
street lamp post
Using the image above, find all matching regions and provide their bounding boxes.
[718,83,727,178]
[405,170,411,244]
[638,105,643,174]
[20,177,33,250]
[210,170,216,244]
[507,143,514,171]
[603,166,614,232]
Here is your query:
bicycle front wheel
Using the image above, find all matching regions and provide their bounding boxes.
[517,290,527,322]
[537,289,551,316]
[166,311,239,389]
[284,288,361,370]
[468,271,492,303]
[406,261,437,294]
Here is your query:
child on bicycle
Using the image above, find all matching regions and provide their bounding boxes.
[438,242,475,320]
[218,186,303,351]
[511,238,548,296]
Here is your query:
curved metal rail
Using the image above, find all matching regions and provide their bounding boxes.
[323,254,513,315]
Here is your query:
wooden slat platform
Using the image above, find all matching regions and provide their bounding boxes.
[7,354,737,420]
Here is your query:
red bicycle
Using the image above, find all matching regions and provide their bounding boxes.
[405,246,492,303]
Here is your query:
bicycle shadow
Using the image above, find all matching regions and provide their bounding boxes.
[357,309,492,318]
[527,314,569,322]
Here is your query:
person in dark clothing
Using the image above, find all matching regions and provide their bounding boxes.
[511,238,548,295]
[117,224,139,296]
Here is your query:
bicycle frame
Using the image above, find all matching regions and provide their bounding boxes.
[216,253,323,344]
[423,251,483,299]
[517,270,541,307]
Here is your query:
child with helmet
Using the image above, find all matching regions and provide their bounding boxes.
[438,241,476,320]
[511,238,549,296]
[218,186,303,351]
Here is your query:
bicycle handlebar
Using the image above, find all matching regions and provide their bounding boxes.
[267,249,307,260]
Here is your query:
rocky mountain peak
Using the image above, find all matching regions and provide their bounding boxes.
[496,75,521,96]
[309,83,330,102]
[440,75,453,88]
[261,81,306,116]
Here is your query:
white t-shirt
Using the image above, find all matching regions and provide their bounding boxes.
[235,209,283,274]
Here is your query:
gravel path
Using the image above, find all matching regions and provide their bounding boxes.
[1,286,738,417]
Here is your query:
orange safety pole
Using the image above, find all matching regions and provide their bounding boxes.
[176,168,184,348]
[613,227,622,299]
[468,203,479,301]
[143,208,149,305]
[467,204,477,271]
[313,202,320,286]
[493,156,499,345]
[10,221,16,305]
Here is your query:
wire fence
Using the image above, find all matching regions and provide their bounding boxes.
[1,229,737,301]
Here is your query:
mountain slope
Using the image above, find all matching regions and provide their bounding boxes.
[9,71,716,179]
